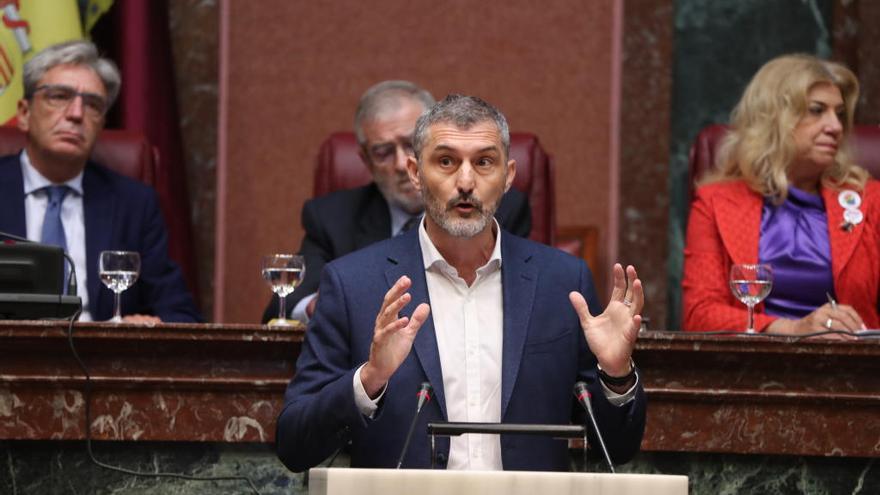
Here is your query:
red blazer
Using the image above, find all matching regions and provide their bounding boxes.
[683,179,880,331]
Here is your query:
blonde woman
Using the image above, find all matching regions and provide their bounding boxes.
[683,54,879,333]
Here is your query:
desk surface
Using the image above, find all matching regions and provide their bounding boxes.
[1,322,878,457]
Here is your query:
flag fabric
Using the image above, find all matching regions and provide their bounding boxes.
[80,0,114,33]
[0,0,85,124]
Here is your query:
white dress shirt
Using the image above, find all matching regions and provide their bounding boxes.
[420,217,504,470]
[21,151,92,321]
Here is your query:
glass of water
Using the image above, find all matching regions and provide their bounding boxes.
[262,254,305,327]
[99,250,141,323]
[729,263,773,333]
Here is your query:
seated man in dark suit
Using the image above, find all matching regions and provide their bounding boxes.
[262,81,530,323]
[0,41,201,323]
[276,94,645,471]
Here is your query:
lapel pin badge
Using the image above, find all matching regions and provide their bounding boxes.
[838,190,863,232]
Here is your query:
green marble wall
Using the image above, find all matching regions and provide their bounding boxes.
[1,441,303,495]
[3,441,877,494]
[611,452,878,495]
[666,0,833,329]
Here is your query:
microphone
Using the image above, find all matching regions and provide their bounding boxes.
[0,230,78,296]
[573,381,615,473]
[396,382,433,469]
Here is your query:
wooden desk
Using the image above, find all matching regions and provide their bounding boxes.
[2,323,878,458]
[0,320,303,442]
[636,330,880,457]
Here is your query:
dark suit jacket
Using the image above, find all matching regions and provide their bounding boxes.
[275,229,646,472]
[0,154,201,322]
[262,183,531,322]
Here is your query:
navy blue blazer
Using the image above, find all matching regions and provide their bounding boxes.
[0,154,201,322]
[276,228,646,472]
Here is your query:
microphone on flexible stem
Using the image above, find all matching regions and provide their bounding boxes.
[396,382,433,469]
[573,381,615,473]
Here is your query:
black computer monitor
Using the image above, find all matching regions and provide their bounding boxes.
[0,242,64,293]
[0,242,81,319]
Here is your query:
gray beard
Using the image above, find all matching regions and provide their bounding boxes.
[421,188,501,239]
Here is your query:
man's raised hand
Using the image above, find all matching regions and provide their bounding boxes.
[360,276,431,398]
[569,264,643,377]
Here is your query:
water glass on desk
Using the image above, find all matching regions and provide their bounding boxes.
[99,250,141,323]
[262,254,305,327]
[729,263,773,333]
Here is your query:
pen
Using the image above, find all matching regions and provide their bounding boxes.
[826,292,837,310]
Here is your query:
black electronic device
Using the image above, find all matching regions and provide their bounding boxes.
[0,240,81,319]
[426,421,587,469]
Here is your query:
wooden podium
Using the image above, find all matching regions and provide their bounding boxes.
[308,468,688,495]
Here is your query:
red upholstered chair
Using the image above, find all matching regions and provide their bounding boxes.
[314,131,558,245]
[688,123,880,196]
[0,126,198,296]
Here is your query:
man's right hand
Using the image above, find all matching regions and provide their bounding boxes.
[360,275,431,398]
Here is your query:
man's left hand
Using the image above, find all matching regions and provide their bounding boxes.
[569,263,643,377]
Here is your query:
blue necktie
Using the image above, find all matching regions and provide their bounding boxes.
[40,185,71,291]
[399,215,420,235]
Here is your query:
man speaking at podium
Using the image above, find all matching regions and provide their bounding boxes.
[0,41,200,323]
[277,95,646,471]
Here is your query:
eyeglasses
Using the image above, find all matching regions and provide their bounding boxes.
[367,139,415,166]
[32,84,108,118]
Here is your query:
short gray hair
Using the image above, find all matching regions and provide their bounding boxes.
[24,40,121,108]
[354,80,434,145]
[412,94,510,161]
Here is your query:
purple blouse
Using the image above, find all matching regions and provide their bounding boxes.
[758,186,835,319]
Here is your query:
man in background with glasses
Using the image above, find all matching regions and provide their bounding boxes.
[0,40,201,323]
[262,80,531,323]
